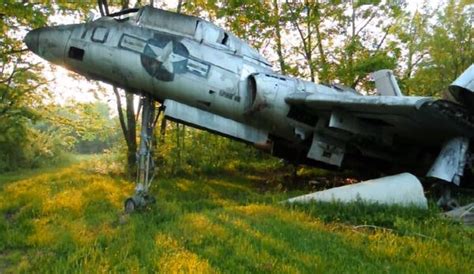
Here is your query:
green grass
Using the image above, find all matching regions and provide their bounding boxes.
[0,158,473,273]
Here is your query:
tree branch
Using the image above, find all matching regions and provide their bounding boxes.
[285,1,309,52]
[113,87,129,142]
[0,63,37,84]
[355,10,378,37]
[411,52,427,68]
[2,48,29,56]
[0,63,18,85]
[374,26,390,52]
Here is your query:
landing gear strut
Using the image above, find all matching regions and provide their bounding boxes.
[124,96,161,213]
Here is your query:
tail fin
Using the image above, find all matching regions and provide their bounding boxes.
[372,69,403,96]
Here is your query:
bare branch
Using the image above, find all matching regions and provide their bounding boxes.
[285,1,308,50]
[0,63,18,85]
[2,48,29,56]
[374,26,390,52]
[0,63,37,84]
[411,52,428,68]
[113,87,129,140]
[355,10,378,37]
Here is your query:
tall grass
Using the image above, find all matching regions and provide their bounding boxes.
[0,157,472,273]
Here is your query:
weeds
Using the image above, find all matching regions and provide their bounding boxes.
[0,156,473,273]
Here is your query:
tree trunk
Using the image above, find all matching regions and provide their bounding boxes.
[314,0,329,83]
[273,0,286,74]
[286,0,315,81]
[108,0,138,176]
[177,0,182,13]
[305,0,315,82]
[125,92,137,175]
[347,0,356,86]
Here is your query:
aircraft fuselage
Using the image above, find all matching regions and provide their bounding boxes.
[24,6,474,184]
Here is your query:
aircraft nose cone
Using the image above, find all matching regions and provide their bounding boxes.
[24,28,40,54]
[23,26,73,66]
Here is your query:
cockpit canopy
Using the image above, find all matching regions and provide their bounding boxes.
[133,6,272,68]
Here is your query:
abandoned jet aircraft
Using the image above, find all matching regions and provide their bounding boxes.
[24,5,474,211]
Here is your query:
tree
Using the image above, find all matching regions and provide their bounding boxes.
[272,0,287,74]
[102,0,138,176]
[406,0,473,96]
[391,2,435,95]
[0,1,97,170]
[113,87,137,175]
[0,2,51,170]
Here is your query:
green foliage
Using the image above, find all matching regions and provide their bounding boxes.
[0,100,118,171]
[414,0,473,96]
[58,102,120,154]
[186,0,471,95]
[153,121,278,176]
[1,3,47,170]
[394,0,473,96]
[0,2,112,171]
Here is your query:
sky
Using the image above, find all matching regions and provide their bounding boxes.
[25,0,445,112]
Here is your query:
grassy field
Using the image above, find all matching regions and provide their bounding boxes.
[0,156,473,273]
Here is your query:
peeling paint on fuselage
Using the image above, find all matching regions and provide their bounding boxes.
[63,17,293,138]
[26,7,474,183]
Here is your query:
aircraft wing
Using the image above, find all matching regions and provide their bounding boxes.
[285,92,474,144]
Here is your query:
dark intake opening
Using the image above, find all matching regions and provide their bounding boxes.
[68,46,85,61]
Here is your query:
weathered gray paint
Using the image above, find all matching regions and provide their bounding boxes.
[427,137,470,185]
[449,64,474,109]
[372,69,403,96]
[307,132,346,166]
[286,173,428,208]
[164,99,268,144]
[24,5,474,185]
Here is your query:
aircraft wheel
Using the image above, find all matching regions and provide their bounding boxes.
[124,198,136,214]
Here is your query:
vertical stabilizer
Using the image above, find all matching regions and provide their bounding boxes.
[373,69,403,96]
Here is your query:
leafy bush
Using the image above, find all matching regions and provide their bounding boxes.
[153,124,277,176]
[0,102,119,172]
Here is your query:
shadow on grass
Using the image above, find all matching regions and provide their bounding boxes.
[0,159,473,272]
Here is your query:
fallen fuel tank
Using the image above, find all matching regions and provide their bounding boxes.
[286,173,428,208]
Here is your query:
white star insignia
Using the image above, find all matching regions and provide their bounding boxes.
[149,41,187,74]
